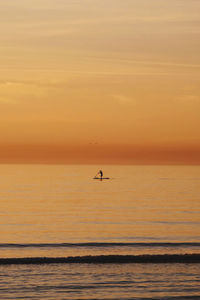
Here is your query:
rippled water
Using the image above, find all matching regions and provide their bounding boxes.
[0,164,199,299]
[0,263,200,299]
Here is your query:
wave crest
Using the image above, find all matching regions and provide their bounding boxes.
[0,254,200,265]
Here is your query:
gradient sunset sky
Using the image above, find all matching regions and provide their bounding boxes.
[0,0,200,164]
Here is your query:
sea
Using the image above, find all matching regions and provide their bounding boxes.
[0,164,199,299]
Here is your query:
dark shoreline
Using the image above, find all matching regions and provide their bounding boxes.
[0,254,200,265]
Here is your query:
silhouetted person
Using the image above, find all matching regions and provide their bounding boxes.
[99,170,103,179]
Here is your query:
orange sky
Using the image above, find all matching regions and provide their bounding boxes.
[0,0,200,164]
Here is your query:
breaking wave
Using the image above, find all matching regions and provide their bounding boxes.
[0,254,200,265]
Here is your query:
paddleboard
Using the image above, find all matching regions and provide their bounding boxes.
[93,177,110,180]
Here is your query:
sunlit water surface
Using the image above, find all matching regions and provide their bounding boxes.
[0,164,199,299]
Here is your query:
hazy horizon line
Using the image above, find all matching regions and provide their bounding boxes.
[0,143,199,165]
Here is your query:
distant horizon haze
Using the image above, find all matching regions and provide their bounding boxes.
[0,143,199,164]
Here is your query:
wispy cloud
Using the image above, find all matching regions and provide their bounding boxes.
[177,95,200,103]
[112,94,135,105]
[0,81,47,103]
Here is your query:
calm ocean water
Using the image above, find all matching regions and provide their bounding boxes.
[0,164,199,299]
